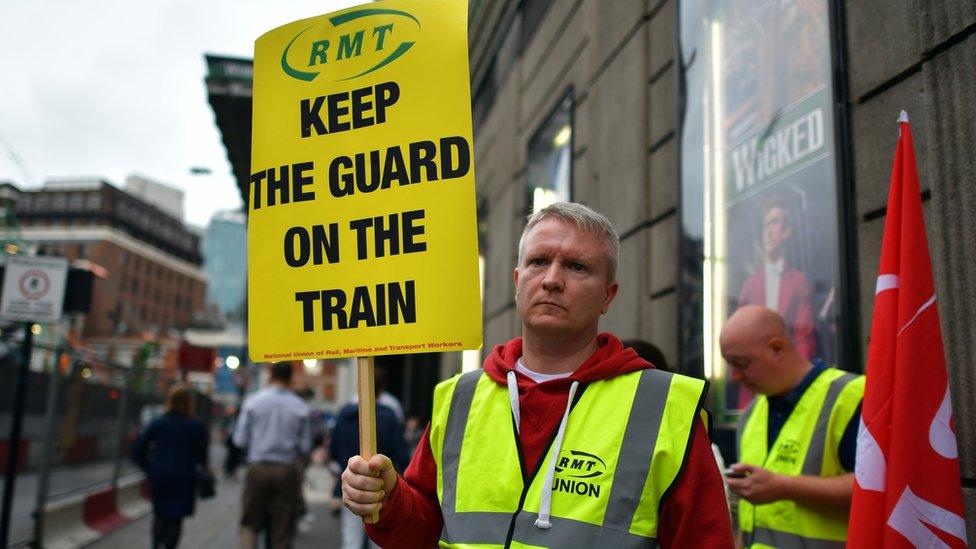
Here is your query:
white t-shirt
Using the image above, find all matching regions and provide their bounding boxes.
[515,359,573,383]
[764,257,785,310]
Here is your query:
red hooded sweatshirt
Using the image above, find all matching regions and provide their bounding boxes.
[366,334,734,548]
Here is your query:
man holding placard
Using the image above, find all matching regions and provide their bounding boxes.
[342,203,734,548]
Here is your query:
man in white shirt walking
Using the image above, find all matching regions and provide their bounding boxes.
[233,362,312,549]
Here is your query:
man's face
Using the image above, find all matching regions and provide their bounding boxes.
[514,218,618,339]
[720,330,783,396]
[762,206,790,259]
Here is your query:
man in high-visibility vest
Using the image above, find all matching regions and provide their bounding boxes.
[722,305,863,548]
[342,202,734,548]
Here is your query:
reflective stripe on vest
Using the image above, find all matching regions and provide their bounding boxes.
[431,368,706,548]
[750,527,845,549]
[737,367,864,548]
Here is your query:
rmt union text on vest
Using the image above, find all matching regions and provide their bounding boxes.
[552,478,600,498]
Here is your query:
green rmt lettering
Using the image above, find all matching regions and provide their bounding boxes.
[373,24,393,50]
[307,25,396,67]
[337,30,364,60]
[308,40,329,66]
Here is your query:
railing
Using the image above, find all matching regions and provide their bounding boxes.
[0,335,213,548]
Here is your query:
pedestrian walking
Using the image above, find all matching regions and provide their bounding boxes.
[132,384,208,549]
[330,370,408,549]
[721,305,863,548]
[233,362,312,549]
[342,202,734,548]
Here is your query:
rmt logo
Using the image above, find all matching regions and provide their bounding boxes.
[555,449,606,479]
[552,450,607,499]
[280,7,421,82]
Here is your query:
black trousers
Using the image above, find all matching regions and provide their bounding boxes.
[152,514,184,549]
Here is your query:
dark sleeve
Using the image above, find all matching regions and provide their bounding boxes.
[131,421,155,471]
[838,403,861,472]
[380,410,409,472]
[196,421,208,467]
[329,418,343,499]
[657,420,735,549]
[366,423,442,548]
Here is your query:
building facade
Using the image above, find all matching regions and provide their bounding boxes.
[5,179,207,346]
[469,0,975,534]
[202,209,247,319]
[124,174,186,222]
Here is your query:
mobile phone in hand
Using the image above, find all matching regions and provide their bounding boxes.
[725,469,748,479]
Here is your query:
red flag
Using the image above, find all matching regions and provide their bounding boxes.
[847,112,967,548]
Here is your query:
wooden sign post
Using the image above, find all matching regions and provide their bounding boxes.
[356,356,379,523]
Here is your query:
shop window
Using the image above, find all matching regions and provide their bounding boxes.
[525,92,573,215]
[677,0,848,417]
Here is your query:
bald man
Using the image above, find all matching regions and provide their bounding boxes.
[721,305,863,549]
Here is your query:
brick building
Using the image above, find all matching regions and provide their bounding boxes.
[4,179,207,362]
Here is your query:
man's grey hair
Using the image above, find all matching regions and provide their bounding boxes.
[517,202,620,281]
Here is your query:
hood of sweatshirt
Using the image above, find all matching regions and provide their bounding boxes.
[483,332,651,390]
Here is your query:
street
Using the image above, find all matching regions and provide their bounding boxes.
[88,454,342,548]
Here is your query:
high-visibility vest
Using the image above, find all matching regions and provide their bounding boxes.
[737,367,864,549]
[429,368,707,548]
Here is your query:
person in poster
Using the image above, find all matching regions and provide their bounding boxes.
[737,194,816,360]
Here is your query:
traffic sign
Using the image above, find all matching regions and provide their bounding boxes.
[0,256,68,323]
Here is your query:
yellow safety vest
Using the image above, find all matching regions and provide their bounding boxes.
[737,367,864,549]
[429,368,707,549]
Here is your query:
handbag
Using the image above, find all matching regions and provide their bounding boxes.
[197,467,217,499]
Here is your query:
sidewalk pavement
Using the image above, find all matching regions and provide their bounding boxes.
[2,457,141,545]
[88,462,344,548]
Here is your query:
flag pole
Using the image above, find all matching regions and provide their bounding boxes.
[356,355,379,523]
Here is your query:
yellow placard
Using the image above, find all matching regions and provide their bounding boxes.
[248,0,482,362]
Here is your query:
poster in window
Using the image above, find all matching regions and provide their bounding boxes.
[718,0,841,410]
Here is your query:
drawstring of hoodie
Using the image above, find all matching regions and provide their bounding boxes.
[506,370,579,530]
[507,370,521,434]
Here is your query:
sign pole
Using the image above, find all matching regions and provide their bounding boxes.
[356,356,379,523]
[31,347,66,547]
[0,323,35,548]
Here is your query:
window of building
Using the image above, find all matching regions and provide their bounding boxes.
[52,193,67,210]
[677,0,851,418]
[525,91,573,215]
[520,0,556,53]
[86,192,101,211]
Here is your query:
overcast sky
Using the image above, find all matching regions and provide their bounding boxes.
[0,0,358,228]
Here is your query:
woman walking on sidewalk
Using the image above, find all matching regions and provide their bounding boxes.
[132,384,208,549]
